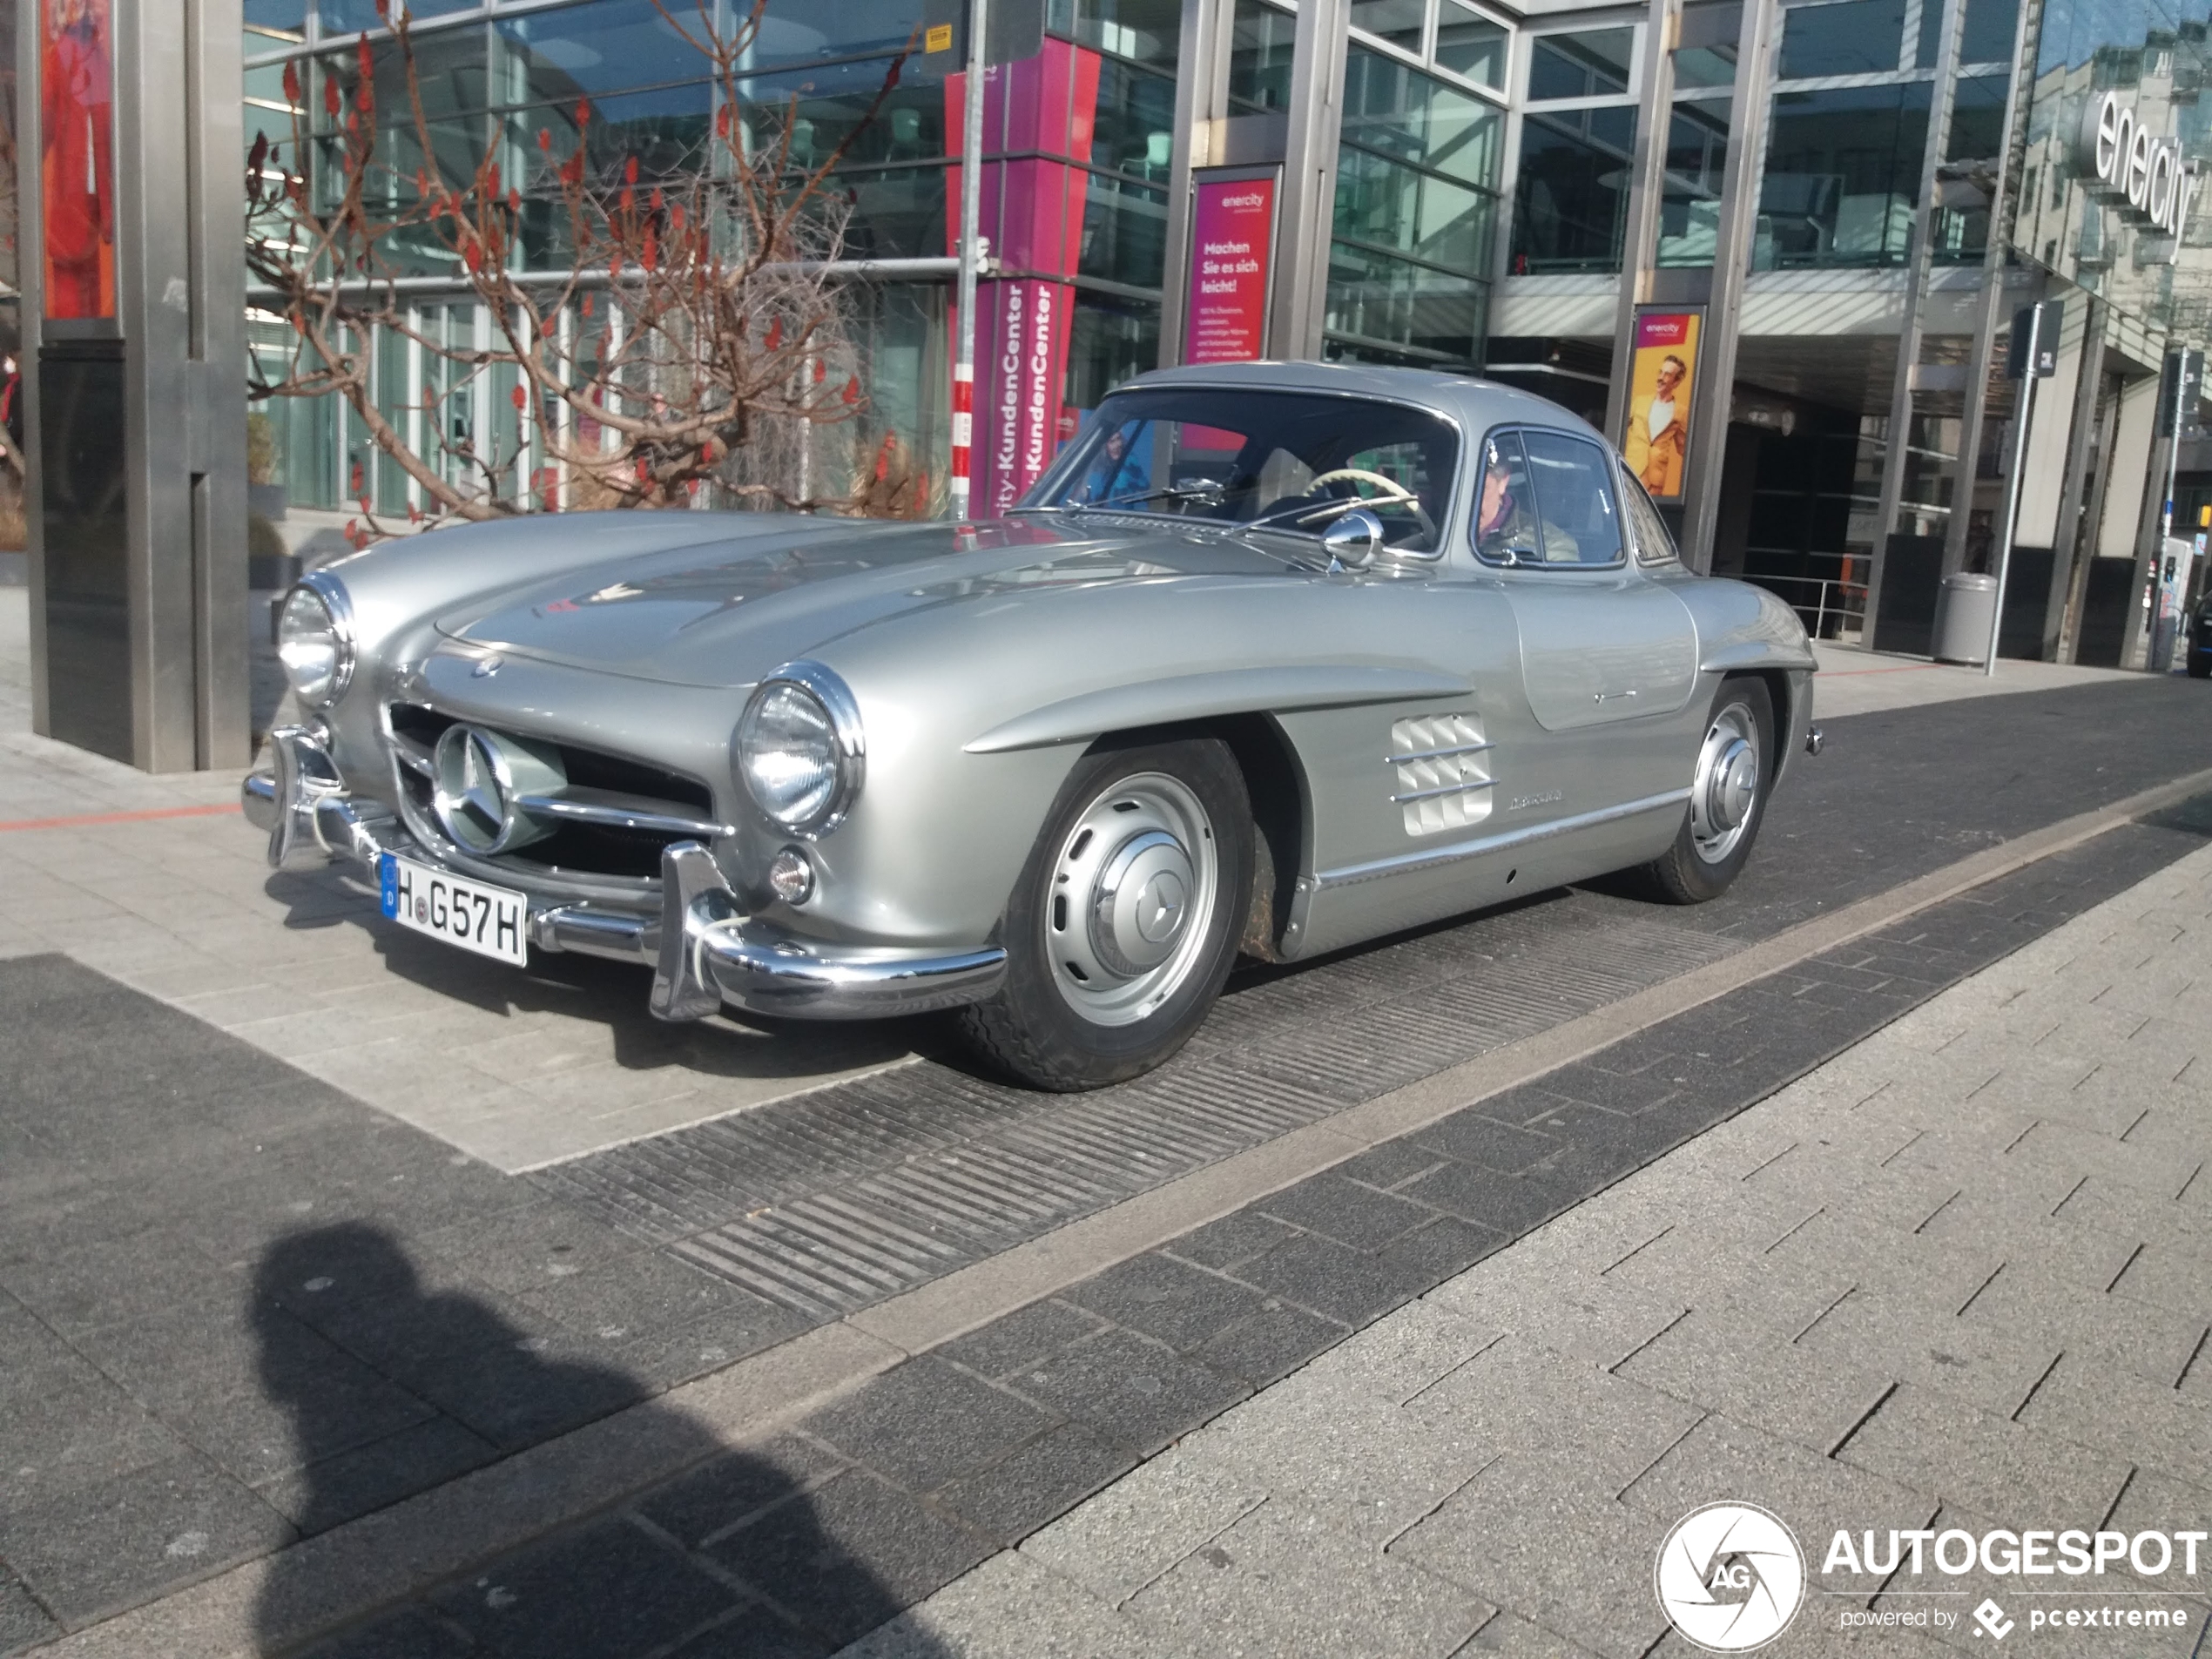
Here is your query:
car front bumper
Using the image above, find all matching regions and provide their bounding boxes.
[242,727,1006,1023]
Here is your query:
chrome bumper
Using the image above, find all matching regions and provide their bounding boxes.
[242,727,1005,1023]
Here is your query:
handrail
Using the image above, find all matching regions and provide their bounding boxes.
[1743,572,1868,642]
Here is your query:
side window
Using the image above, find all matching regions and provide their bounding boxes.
[1521,429,1623,564]
[1472,430,1541,564]
[1620,468,1681,564]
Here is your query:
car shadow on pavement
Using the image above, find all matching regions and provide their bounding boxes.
[253,1224,954,1659]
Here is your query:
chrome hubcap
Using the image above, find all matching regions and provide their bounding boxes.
[1048,773,1217,1026]
[1689,702,1761,865]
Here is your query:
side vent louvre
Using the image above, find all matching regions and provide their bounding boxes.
[1388,712,1492,837]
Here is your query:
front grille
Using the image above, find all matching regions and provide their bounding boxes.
[388,703,720,882]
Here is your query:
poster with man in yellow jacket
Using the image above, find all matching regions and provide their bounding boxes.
[1622,311,1700,503]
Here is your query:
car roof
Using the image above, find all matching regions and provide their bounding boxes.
[1122,360,1608,445]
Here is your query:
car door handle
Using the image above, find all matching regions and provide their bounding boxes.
[1593,689,1639,704]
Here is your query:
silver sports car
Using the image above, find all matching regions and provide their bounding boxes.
[246,361,1819,1089]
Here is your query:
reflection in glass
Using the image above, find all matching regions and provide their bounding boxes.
[1777,0,1904,78]
[1435,3,1507,87]
[1091,58,1177,181]
[1759,82,1930,267]
[1350,0,1426,55]
[1045,0,1183,69]
[1230,0,1297,111]
[1658,96,1729,266]
[1324,242,1487,365]
[1341,48,1502,186]
[1959,0,2020,60]
[1508,106,1633,273]
[1527,29,1635,100]
[1077,175,1169,287]
[1065,294,1161,417]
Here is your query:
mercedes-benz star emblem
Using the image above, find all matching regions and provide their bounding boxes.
[432,725,515,853]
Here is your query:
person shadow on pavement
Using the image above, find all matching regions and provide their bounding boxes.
[252,1224,954,1658]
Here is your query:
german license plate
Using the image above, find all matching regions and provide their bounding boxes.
[379,853,529,966]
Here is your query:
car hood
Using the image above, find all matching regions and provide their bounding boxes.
[437,515,1311,687]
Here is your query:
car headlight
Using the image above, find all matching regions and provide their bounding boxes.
[276,575,355,708]
[735,661,865,835]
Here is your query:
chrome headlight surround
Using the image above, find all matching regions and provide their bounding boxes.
[275,571,356,709]
[734,660,865,839]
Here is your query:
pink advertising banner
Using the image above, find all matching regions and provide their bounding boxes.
[946,38,1101,514]
[1184,174,1275,365]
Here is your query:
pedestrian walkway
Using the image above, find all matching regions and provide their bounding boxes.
[1809,640,2142,719]
[850,838,2212,1658]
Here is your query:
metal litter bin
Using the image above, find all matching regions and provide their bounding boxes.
[1932,572,1999,665]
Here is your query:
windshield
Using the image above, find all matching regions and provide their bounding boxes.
[1022,388,1459,553]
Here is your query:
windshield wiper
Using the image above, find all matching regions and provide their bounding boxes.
[1066,482,1225,513]
[1230,495,1366,535]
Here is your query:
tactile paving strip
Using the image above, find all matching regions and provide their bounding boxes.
[533,900,1740,1318]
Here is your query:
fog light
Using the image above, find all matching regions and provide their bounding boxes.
[768,846,816,905]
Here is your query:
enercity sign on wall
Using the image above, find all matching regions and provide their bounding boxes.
[2075,91,2199,256]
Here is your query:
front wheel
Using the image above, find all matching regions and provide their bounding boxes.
[1638,676,1775,904]
[960,739,1252,1090]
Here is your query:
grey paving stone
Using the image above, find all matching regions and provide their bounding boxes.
[1162,1207,1303,1271]
[1835,1382,2132,1521]
[254,1413,499,1535]
[932,1422,1133,1545]
[514,1246,764,1339]
[0,1567,57,1658]
[637,1433,848,1549]
[1392,1159,1568,1238]
[664,1599,836,1659]
[1016,1446,1269,1607]
[2110,1236,2212,1321]
[1008,1326,1250,1458]
[2012,1352,2212,1487]
[1257,1171,1433,1251]
[1958,1257,2209,1390]
[1791,1286,2062,1420]
[802,1356,1057,1495]
[937,1298,1109,1382]
[415,1197,652,1298]
[0,1367,187,1511]
[0,1448,291,1627]
[1231,1231,1437,1328]
[1062,1251,1271,1353]
[395,1328,651,1452]
[295,1603,475,1659]
[1127,1494,1493,1659]
[1379,1215,1510,1284]
[1334,1140,1449,1194]
[1409,1111,1560,1175]
[428,1513,739,1657]
[1462,1609,1607,1656]
[1193,1298,1346,1388]
[706,1467,993,1649]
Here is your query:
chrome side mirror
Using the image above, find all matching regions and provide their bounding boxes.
[1320,508,1384,570]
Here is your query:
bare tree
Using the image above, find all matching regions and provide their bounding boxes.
[246,0,919,545]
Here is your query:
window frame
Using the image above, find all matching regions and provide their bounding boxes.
[1470,422,1629,571]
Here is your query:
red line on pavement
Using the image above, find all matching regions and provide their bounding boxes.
[0,803,243,833]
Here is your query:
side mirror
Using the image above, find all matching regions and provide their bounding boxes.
[1320,508,1384,570]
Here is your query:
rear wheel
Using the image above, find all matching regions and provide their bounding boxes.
[961,739,1252,1089]
[1639,676,1775,904]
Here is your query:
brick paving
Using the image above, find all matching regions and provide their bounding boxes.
[851,833,2212,1658]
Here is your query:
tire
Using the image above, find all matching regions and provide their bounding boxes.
[1639,676,1776,905]
[961,738,1253,1090]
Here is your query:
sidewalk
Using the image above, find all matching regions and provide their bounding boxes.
[1810,640,2143,719]
[853,836,2212,1658]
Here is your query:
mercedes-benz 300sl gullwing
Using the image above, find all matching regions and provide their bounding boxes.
[245,361,1819,1089]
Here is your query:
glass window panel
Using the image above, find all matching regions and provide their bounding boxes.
[1658,95,1730,266]
[320,0,472,30]
[316,28,489,133]
[1324,241,1485,363]
[1507,109,1633,273]
[1959,0,2020,59]
[1076,174,1169,287]
[1672,44,1737,88]
[493,1,712,103]
[1622,469,1682,563]
[1341,47,1502,187]
[246,0,307,43]
[1435,4,1507,87]
[1521,429,1622,563]
[1044,0,1182,68]
[1946,72,2006,159]
[1918,0,1944,67]
[743,0,935,71]
[1090,58,1178,181]
[1527,29,1634,99]
[1778,0,1904,78]
[1334,146,1494,272]
[1065,295,1162,419]
[1351,0,1427,54]
[1759,81,1931,266]
[1473,430,1536,562]
[838,165,948,260]
[1230,0,1298,111]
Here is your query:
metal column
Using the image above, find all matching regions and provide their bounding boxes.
[1677,0,1781,573]
[1268,0,1351,359]
[2042,299,2107,658]
[1602,0,1683,446]
[1158,0,1239,368]
[30,0,247,771]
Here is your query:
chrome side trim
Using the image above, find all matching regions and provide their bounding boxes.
[1384,740,1494,765]
[1388,779,1494,805]
[1315,787,1691,890]
[515,789,734,840]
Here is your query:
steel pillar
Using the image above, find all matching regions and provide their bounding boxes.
[1268,0,1351,359]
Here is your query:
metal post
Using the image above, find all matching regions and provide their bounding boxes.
[1158,0,1235,369]
[1602,0,1681,445]
[1986,304,2042,678]
[1676,0,1780,572]
[1268,0,1350,358]
[949,0,988,520]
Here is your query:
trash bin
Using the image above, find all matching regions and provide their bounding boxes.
[1932,572,1999,665]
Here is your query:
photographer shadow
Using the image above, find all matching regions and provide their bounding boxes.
[253,1224,954,1658]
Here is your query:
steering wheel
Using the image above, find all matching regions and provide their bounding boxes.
[1306,469,1438,542]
